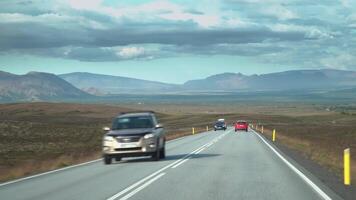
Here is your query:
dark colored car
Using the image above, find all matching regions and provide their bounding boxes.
[214,121,227,131]
[234,120,248,132]
[102,111,166,164]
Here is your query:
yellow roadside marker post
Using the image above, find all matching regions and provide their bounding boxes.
[272,129,276,142]
[262,126,264,134]
[192,127,195,135]
[344,148,351,185]
[256,124,258,131]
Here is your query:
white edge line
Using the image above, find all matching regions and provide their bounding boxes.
[0,130,210,187]
[119,173,165,200]
[0,129,228,190]
[252,130,332,200]
[0,159,101,187]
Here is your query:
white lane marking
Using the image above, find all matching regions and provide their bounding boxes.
[118,173,165,200]
[0,130,211,187]
[170,145,207,169]
[106,140,215,200]
[0,159,101,187]
[171,157,192,169]
[170,131,230,169]
[206,143,213,147]
[108,132,231,200]
[194,147,206,155]
[252,130,332,200]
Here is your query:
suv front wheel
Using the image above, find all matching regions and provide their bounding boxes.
[152,148,160,161]
[104,155,112,165]
[159,146,166,159]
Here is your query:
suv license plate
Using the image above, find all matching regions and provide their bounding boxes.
[119,143,138,148]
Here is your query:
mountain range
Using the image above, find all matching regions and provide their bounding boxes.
[1,69,356,102]
[61,69,356,93]
[183,69,356,91]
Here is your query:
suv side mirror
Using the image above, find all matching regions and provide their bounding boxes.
[103,127,111,131]
[155,123,163,129]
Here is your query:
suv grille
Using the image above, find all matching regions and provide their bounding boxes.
[115,147,141,151]
[116,136,141,143]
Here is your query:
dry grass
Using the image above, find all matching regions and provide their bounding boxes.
[255,116,356,183]
[0,152,101,181]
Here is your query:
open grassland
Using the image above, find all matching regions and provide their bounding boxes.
[254,113,356,183]
[0,102,355,186]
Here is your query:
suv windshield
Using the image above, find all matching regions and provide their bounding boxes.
[215,122,225,126]
[112,116,154,130]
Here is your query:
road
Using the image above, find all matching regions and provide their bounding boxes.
[0,128,343,200]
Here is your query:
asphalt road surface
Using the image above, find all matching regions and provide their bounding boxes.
[0,128,344,200]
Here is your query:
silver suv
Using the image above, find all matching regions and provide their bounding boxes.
[102,111,166,164]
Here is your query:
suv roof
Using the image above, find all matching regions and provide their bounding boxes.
[117,111,155,118]
[237,120,247,123]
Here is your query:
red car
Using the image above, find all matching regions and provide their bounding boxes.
[235,120,248,132]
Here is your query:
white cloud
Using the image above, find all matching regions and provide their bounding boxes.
[64,0,224,28]
[320,54,356,69]
[0,12,108,29]
[269,24,333,40]
[66,0,102,10]
[340,0,351,7]
[116,47,146,59]
[261,4,298,20]
[0,13,70,23]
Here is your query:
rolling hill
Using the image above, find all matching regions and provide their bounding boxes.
[59,72,178,94]
[0,71,91,102]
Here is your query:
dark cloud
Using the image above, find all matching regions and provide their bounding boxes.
[184,9,205,15]
[163,43,289,57]
[90,27,310,46]
[0,20,312,51]
[0,22,91,49]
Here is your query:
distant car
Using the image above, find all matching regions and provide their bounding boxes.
[235,120,248,132]
[214,121,227,131]
[102,111,166,164]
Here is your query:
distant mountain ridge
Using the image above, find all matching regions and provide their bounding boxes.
[0,71,91,102]
[183,69,356,91]
[1,69,356,102]
[59,72,178,94]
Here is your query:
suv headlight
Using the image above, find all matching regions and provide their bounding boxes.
[144,133,155,139]
[103,136,114,142]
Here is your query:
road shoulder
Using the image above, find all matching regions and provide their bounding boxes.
[254,130,355,200]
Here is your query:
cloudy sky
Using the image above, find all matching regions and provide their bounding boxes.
[0,0,355,83]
